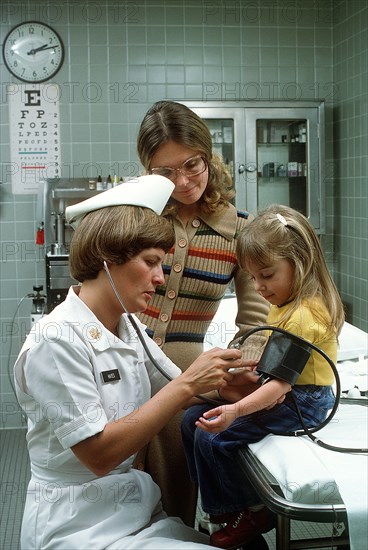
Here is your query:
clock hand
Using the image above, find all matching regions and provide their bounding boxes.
[27,43,48,55]
[27,44,59,55]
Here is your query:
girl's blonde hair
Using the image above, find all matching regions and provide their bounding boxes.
[237,204,345,335]
[137,100,234,216]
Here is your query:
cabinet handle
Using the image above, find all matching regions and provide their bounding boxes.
[239,164,256,173]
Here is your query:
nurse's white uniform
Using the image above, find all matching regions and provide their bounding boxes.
[14,287,212,549]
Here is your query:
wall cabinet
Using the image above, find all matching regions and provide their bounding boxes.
[182,100,325,233]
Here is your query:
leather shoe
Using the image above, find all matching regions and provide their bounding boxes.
[209,512,235,524]
[210,507,276,549]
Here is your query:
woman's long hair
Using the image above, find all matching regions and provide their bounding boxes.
[237,204,345,336]
[137,100,234,216]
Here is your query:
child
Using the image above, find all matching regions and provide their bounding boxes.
[181,204,345,549]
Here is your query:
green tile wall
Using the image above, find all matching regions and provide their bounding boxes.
[331,0,368,330]
[0,0,366,428]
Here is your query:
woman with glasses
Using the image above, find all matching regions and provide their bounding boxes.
[136,101,270,527]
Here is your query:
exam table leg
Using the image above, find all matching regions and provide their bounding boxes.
[276,514,290,550]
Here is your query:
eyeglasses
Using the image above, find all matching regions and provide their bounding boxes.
[149,155,207,182]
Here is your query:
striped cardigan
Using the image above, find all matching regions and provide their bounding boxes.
[138,202,270,370]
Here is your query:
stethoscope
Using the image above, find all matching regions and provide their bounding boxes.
[104,261,367,453]
[103,261,222,406]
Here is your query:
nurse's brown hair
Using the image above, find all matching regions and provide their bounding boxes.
[69,205,175,282]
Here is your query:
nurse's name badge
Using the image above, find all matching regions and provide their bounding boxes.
[101,369,121,384]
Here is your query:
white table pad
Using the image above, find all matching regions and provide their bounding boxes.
[249,404,368,550]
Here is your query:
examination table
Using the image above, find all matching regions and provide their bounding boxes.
[236,399,367,550]
[205,299,368,550]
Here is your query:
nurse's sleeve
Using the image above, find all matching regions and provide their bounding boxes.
[21,336,108,450]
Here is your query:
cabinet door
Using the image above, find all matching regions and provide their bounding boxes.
[245,107,323,231]
[204,118,235,182]
[181,104,246,202]
[181,101,324,233]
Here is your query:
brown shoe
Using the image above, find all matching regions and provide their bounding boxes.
[210,507,276,549]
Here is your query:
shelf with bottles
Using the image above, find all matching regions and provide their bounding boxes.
[257,119,307,146]
[258,161,307,179]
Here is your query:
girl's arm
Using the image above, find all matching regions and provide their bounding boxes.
[196,378,291,433]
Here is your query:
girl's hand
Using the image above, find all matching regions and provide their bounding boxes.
[219,362,260,402]
[195,404,238,433]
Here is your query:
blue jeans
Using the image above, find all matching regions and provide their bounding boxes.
[181,385,335,515]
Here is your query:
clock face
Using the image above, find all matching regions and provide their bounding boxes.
[2,21,64,83]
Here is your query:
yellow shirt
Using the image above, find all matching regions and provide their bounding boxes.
[267,299,337,386]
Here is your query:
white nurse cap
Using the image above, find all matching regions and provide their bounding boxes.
[65,174,174,228]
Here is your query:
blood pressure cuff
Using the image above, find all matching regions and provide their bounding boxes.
[256,331,312,386]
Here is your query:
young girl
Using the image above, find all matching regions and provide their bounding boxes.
[181,204,345,550]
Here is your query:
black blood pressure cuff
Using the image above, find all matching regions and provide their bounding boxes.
[256,331,312,386]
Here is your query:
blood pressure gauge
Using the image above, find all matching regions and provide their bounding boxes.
[2,21,64,83]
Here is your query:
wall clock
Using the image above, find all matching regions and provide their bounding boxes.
[2,21,64,83]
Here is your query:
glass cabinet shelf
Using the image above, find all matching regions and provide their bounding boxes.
[203,118,235,183]
[182,100,325,233]
[256,119,308,214]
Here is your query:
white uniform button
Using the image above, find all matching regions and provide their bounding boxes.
[178,238,187,247]
[154,337,163,346]
[192,219,200,227]
[173,263,182,273]
[168,290,176,299]
[160,313,169,322]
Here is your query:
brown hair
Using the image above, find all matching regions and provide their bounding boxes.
[137,101,234,216]
[237,204,345,335]
[69,205,175,282]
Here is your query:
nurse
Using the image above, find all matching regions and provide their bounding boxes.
[14,175,252,550]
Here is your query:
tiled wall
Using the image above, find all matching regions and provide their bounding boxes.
[332,0,368,330]
[0,0,366,428]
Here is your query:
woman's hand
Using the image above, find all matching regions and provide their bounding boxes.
[195,403,238,433]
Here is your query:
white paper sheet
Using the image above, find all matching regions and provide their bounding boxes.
[250,404,368,550]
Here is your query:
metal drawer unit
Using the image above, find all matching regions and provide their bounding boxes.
[46,253,77,312]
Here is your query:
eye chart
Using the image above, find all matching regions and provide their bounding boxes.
[8,83,61,194]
